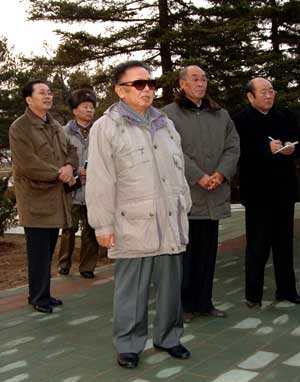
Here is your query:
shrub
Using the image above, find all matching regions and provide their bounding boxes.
[0,176,17,237]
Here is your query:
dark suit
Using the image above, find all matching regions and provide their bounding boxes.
[233,105,300,303]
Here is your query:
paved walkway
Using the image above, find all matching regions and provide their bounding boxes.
[1,206,300,382]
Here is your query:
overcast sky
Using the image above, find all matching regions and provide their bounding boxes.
[0,0,207,56]
[0,0,59,55]
[0,0,102,56]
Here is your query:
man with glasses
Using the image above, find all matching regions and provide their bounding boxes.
[86,61,192,368]
[9,80,78,313]
[163,65,240,323]
[233,77,300,308]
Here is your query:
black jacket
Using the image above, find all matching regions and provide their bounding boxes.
[233,105,300,207]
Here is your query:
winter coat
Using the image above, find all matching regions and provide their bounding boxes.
[9,108,78,228]
[86,101,192,259]
[163,93,240,220]
[63,120,89,205]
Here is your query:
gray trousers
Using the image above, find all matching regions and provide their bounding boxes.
[113,254,184,354]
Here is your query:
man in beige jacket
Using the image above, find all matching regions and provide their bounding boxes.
[86,61,191,368]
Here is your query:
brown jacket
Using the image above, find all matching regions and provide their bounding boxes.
[9,108,78,228]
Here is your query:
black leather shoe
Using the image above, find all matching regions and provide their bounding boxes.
[276,294,300,304]
[153,343,190,359]
[183,312,195,323]
[199,309,226,318]
[80,271,95,279]
[28,297,63,307]
[246,300,262,308]
[58,268,69,275]
[50,297,63,306]
[117,353,139,368]
[33,304,53,313]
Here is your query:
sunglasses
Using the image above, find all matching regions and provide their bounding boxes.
[119,79,157,90]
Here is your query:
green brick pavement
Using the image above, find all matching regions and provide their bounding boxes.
[0,205,300,382]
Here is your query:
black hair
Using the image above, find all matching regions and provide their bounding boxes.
[22,79,49,102]
[113,60,151,85]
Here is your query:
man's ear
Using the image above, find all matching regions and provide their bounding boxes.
[247,92,255,103]
[115,85,125,99]
[179,79,185,91]
[25,96,32,105]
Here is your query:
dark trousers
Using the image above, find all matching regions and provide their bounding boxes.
[182,219,219,313]
[24,227,59,307]
[58,204,99,272]
[245,205,297,303]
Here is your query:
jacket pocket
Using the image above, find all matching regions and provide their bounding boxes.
[28,181,57,215]
[115,200,160,253]
[116,146,151,173]
[29,180,57,190]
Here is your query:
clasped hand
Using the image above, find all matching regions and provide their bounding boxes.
[198,172,224,191]
[58,164,76,185]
